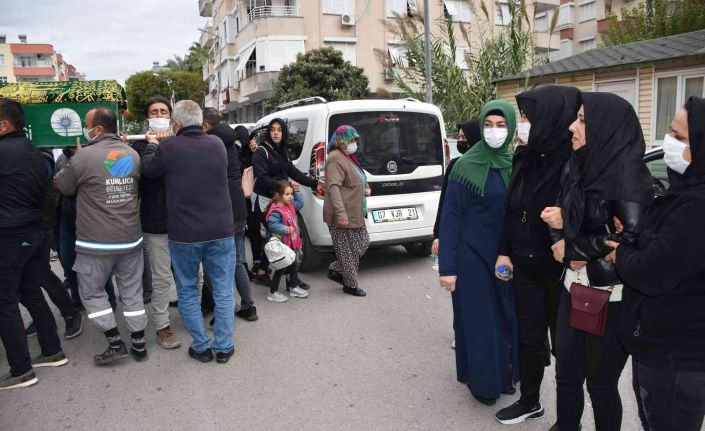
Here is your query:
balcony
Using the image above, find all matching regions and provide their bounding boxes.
[200,23,214,49]
[14,67,55,77]
[535,0,559,14]
[239,71,279,102]
[556,3,575,29]
[597,17,611,33]
[247,6,301,22]
[14,59,53,68]
[199,0,213,17]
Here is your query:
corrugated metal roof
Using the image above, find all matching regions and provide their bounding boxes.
[496,30,705,82]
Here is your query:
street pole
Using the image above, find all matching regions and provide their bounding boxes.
[423,0,433,104]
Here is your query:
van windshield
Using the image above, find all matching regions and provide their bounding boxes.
[328,111,443,175]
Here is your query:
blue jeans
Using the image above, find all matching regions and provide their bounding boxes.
[59,211,116,307]
[169,237,236,353]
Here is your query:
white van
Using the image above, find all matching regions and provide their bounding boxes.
[251,98,446,271]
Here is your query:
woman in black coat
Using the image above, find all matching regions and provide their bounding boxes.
[541,92,653,431]
[251,118,322,281]
[431,120,480,255]
[494,85,580,425]
[608,96,705,431]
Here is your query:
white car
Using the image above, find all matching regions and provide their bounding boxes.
[251,97,447,271]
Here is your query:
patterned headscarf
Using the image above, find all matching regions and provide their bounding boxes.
[327,125,360,151]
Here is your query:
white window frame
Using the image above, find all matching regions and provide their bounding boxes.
[557,3,575,28]
[578,0,596,23]
[534,12,548,32]
[578,36,595,52]
[388,43,409,68]
[494,1,511,26]
[387,0,407,17]
[322,0,354,15]
[0,76,7,83]
[559,39,572,59]
[325,40,357,66]
[455,47,470,70]
[0,54,4,67]
[444,0,472,22]
[652,67,705,144]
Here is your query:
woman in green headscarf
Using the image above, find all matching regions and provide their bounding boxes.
[438,100,519,405]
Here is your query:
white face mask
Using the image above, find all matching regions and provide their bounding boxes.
[83,126,98,143]
[346,142,358,154]
[484,128,508,149]
[148,117,171,132]
[663,134,691,174]
[516,122,531,144]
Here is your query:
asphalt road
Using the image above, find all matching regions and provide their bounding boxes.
[1,245,652,431]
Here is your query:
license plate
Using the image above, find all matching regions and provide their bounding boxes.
[371,207,418,223]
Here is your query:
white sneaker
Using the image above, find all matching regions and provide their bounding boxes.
[267,292,288,303]
[451,338,456,349]
[289,286,309,298]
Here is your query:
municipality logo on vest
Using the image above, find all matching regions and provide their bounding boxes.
[104,150,133,177]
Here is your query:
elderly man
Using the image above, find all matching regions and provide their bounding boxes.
[0,99,67,390]
[131,96,181,349]
[141,100,236,364]
[55,107,148,365]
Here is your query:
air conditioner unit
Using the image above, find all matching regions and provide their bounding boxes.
[341,13,355,26]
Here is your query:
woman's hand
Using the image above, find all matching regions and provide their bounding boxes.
[541,207,564,229]
[365,187,372,197]
[317,180,325,195]
[288,226,295,234]
[551,239,566,263]
[336,216,349,227]
[432,239,440,256]
[440,275,457,293]
[613,217,624,234]
[495,255,514,281]
[249,139,258,152]
[570,261,587,271]
[605,240,620,263]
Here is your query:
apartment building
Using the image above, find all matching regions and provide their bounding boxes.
[0,34,85,84]
[198,0,560,123]
[538,0,642,60]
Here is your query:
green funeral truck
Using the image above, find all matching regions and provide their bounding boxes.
[0,80,126,148]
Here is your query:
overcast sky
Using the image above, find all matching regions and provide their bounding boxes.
[0,0,208,84]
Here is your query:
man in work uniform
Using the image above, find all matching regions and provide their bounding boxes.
[55,106,148,365]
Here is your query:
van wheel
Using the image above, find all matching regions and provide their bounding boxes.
[404,241,433,257]
[298,216,322,272]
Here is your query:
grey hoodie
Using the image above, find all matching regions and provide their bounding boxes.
[55,134,142,255]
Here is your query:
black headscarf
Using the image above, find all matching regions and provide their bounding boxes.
[233,125,249,148]
[670,97,705,191]
[264,118,290,160]
[508,86,580,215]
[561,92,653,243]
[457,119,481,153]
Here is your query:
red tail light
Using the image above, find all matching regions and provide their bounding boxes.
[310,141,326,198]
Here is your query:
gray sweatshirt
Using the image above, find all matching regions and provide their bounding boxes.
[55,134,142,255]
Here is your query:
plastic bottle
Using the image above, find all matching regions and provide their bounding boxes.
[497,264,513,280]
[432,254,439,271]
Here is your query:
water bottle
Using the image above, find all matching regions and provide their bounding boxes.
[432,254,439,271]
[497,264,513,280]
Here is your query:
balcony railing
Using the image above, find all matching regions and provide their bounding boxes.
[14,59,53,68]
[247,6,301,23]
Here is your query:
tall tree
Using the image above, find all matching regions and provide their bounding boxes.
[383,0,539,134]
[604,0,705,46]
[125,70,207,123]
[184,42,210,73]
[267,47,369,109]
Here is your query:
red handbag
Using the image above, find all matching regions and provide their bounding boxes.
[569,282,612,336]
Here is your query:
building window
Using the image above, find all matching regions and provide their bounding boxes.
[579,37,595,52]
[455,48,470,70]
[534,12,548,32]
[655,73,705,141]
[557,3,574,28]
[322,0,354,14]
[326,41,357,66]
[0,76,7,83]
[578,0,596,22]
[559,39,572,59]
[387,0,407,17]
[0,54,4,66]
[388,44,409,68]
[494,1,511,26]
[444,1,472,22]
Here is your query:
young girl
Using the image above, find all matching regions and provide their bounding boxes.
[265,181,308,302]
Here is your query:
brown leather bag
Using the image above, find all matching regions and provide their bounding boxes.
[569,282,612,336]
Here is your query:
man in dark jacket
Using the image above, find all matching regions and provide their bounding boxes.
[141,100,236,364]
[202,108,257,322]
[131,96,181,349]
[0,99,68,391]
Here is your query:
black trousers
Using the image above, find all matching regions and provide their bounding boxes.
[555,290,628,431]
[247,198,266,269]
[0,229,62,376]
[513,264,562,405]
[19,231,76,318]
[636,361,705,431]
[270,258,300,294]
